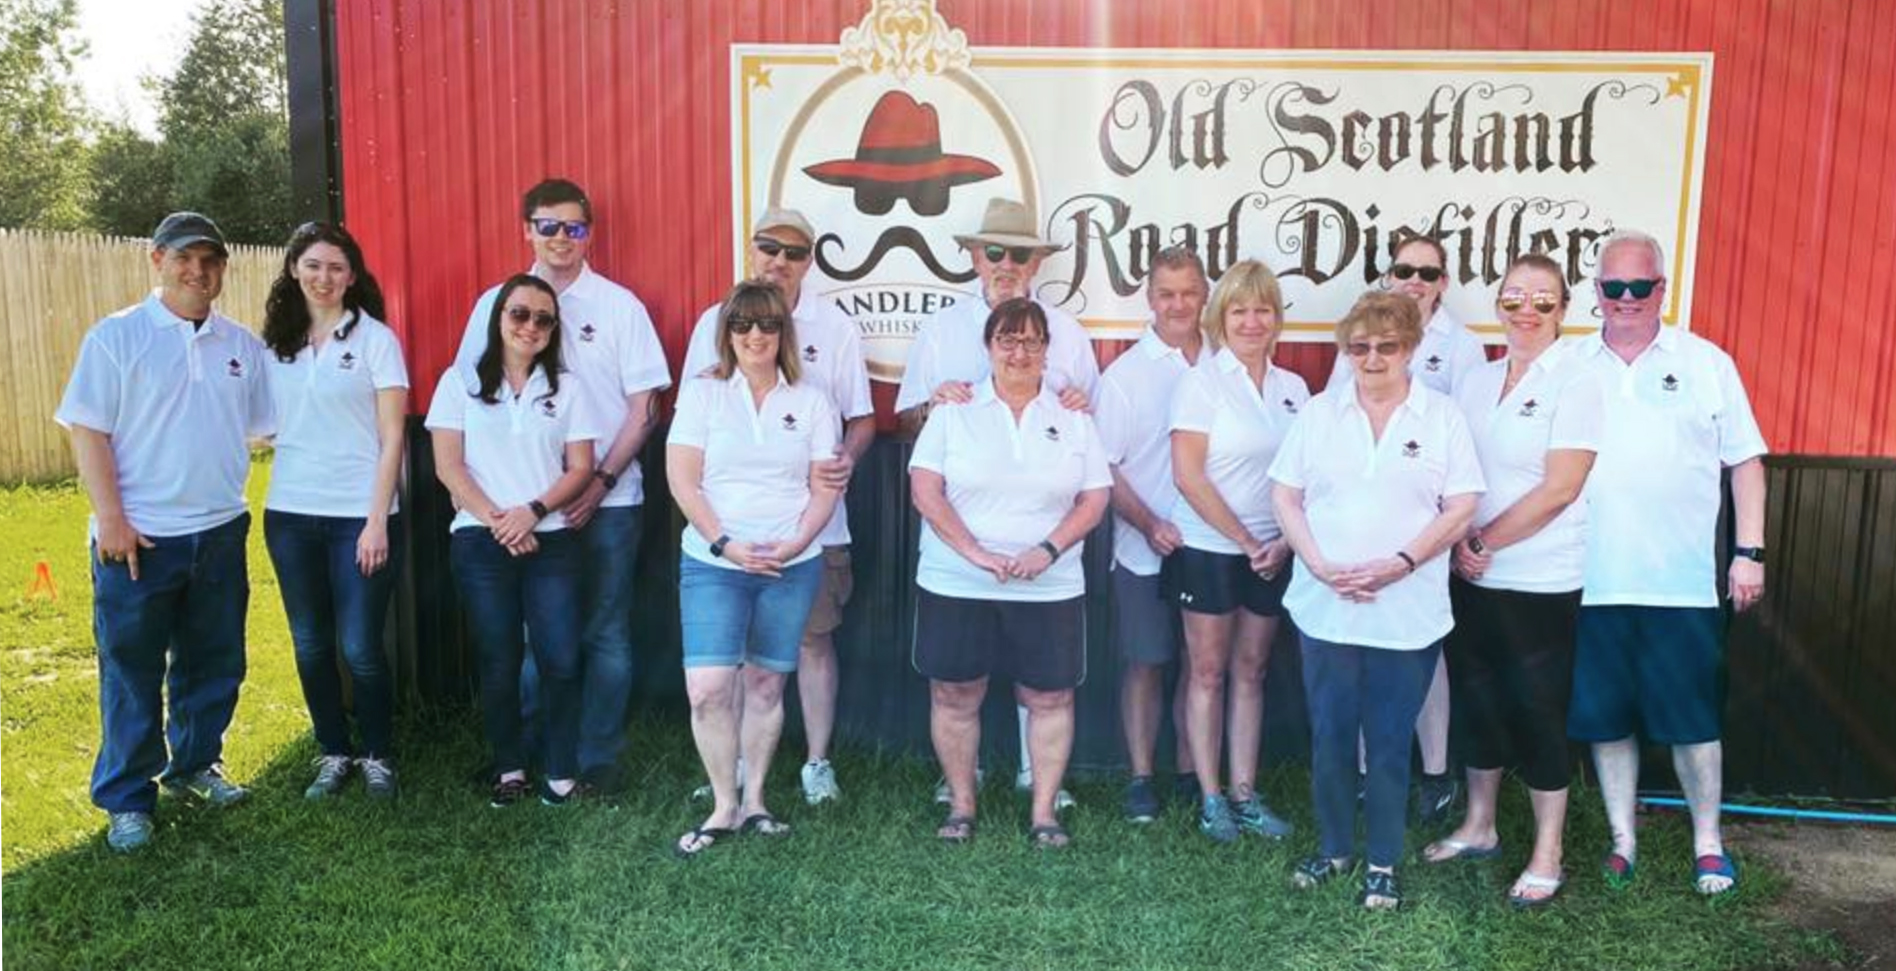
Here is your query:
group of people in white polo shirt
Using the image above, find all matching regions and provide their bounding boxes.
[62,191,1768,915]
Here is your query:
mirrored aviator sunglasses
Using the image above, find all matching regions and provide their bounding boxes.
[1498,290,1562,315]
[531,218,591,240]
[1598,278,1660,300]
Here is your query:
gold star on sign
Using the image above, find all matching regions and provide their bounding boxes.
[1665,70,1692,99]
[751,66,774,91]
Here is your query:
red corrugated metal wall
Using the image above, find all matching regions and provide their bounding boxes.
[334,0,1896,457]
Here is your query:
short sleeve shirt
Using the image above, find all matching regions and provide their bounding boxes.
[895,295,1100,413]
[908,381,1112,602]
[1268,385,1486,650]
[424,363,599,533]
[1094,328,1199,575]
[453,263,671,508]
[55,292,275,537]
[1450,340,1604,593]
[668,371,839,570]
[1573,328,1768,607]
[264,312,410,518]
[1327,305,1488,395]
[1168,349,1311,555]
[682,289,874,547]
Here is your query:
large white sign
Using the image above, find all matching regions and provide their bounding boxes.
[734,1,1712,382]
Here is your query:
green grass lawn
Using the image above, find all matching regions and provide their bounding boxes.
[0,460,1828,971]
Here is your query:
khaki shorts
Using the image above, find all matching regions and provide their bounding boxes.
[803,546,855,638]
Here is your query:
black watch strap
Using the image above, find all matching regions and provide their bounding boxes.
[709,534,732,559]
[1733,546,1765,564]
[594,468,619,491]
[1037,540,1061,561]
[528,499,549,520]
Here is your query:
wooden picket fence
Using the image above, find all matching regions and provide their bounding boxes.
[0,228,286,482]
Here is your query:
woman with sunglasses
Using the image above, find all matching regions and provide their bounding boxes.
[667,281,840,857]
[1165,260,1307,844]
[910,298,1110,850]
[1328,233,1486,826]
[427,274,598,808]
[261,222,407,800]
[1270,292,1484,910]
[1425,254,1603,908]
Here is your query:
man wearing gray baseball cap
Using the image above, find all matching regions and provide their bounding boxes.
[56,211,275,851]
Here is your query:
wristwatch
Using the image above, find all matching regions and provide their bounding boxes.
[593,468,619,491]
[1733,546,1766,564]
[1037,539,1061,562]
[527,499,549,520]
[709,534,732,559]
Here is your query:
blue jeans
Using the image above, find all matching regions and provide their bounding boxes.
[263,510,401,759]
[520,505,643,777]
[451,528,582,779]
[1301,634,1443,868]
[90,513,251,814]
[678,555,824,672]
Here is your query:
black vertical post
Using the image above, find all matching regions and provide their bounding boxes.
[285,0,342,224]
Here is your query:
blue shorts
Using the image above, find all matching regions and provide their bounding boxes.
[678,555,823,673]
[1568,605,1725,745]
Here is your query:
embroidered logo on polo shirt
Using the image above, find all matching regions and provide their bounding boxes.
[782,413,800,431]
[578,323,597,342]
[1402,440,1422,458]
[226,357,244,378]
[802,344,819,363]
[1282,397,1299,414]
[1425,355,1444,372]
[1044,425,1061,441]
[1518,398,1539,417]
[539,399,559,418]
[1662,374,1680,392]
[338,351,357,371]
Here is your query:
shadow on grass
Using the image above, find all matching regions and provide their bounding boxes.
[0,706,1830,971]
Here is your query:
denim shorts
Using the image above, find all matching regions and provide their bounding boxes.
[678,555,824,672]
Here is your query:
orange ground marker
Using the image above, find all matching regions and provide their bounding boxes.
[26,561,58,600]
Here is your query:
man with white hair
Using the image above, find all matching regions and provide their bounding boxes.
[1567,229,1767,896]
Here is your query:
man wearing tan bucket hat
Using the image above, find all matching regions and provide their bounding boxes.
[895,197,1099,431]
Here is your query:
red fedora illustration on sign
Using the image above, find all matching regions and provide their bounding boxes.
[803,90,1001,217]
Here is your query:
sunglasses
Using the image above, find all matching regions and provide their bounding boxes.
[1344,339,1405,358]
[505,305,558,330]
[753,237,811,262]
[530,218,592,240]
[993,335,1047,354]
[1498,290,1563,315]
[983,244,1037,266]
[1390,263,1446,283]
[1598,278,1661,300]
[728,316,784,336]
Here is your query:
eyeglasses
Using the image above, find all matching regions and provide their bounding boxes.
[505,305,558,330]
[753,238,811,262]
[1498,289,1563,314]
[1344,339,1405,358]
[983,245,1037,266]
[530,218,592,240]
[993,335,1047,354]
[1598,278,1661,300]
[728,316,784,336]
[1390,263,1445,283]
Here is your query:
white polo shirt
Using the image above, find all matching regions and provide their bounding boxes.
[1327,305,1487,395]
[894,294,1099,413]
[681,289,874,547]
[264,312,410,518]
[1572,328,1767,607]
[908,380,1112,602]
[1169,348,1311,555]
[668,370,839,570]
[424,363,599,533]
[56,292,275,537]
[1451,340,1604,593]
[1268,384,1485,650]
[453,263,672,508]
[1094,327,1200,575]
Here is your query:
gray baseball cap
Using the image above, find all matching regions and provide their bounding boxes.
[151,212,229,256]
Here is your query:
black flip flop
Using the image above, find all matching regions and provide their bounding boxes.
[938,814,976,844]
[673,826,736,859]
[1028,823,1071,850]
[741,812,792,837]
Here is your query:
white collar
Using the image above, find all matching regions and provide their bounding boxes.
[1135,325,1199,363]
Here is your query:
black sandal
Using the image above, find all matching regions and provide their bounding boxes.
[937,814,976,844]
[1361,868,1402,910]
[1028,823,1071,850]
[740,812,791,837]
[673,826,736,859]
[1292,855,1353,890]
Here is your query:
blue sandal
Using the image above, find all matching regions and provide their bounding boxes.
[1694,853,1740,896]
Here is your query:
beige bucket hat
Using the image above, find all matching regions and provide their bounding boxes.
[951,197,1067,252]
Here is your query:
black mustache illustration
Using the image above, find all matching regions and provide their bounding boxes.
[814,227,976,284]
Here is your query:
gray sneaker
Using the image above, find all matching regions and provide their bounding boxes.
[1199,793,1240,844]
[1122,776,1161,824]
[357,757,397,800]
[1232,793,1295,839]
[165,767,247,807]
[106,811,153,852]
[800,759,841,805]
[305,755,353,799]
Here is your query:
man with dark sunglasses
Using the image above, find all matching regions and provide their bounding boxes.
[452,178,673,801]
[1566,229,1767,898]
[680,207,876,806]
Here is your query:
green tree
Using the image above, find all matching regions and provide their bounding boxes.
[0,0,94,230]
[88,121,175,238]
[159,0,290,244]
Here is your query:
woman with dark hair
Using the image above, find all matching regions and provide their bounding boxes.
[666,281,840,857]
[260,222,408,799]
[1428,254,1602,908]
[909,297,1110,849]
[426,273,599,808]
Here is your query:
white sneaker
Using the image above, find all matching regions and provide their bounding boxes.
[800,759,841,805]
[1014,767,1076,812]
[106,811,153,852]
[933,767,984,804]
